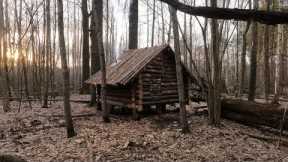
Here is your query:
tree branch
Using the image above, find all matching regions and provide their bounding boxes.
[158,0,288,25]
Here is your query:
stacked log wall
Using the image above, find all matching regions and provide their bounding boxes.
[141,51,183,105]
[106,85,133,107]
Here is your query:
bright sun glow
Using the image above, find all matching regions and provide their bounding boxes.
[7,50,18,60]
[6,48,20,62]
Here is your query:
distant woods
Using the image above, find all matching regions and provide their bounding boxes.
[0,0,118,101]
[0,0,288,133]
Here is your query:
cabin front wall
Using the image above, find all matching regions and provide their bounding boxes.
[138,51,190,107]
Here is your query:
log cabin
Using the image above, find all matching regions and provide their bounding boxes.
[86,45,205,116]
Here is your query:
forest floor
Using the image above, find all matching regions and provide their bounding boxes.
[0,95,288,162]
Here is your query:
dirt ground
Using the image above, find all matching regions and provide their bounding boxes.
[0,97,288,162]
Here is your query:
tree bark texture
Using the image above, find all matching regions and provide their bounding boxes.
[248,0,258,101]
[43,0,51,108]
[239,21,250,95]
[158,0,288,25]
[263,0,271,102]
[93,0,109,122]
[81,0,90,94]
[90,0,101,106]
[169,1,189,133]
[128,0,138,49]
[57,0,76,138]
[272,24,284,104]
[208,0,221,126]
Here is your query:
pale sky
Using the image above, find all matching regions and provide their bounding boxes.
[4,0,249,65]
[111,0,245,54]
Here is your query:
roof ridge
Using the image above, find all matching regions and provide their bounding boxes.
[86,45,171,85]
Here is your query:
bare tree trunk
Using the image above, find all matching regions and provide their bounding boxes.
[160,2,165,44]
[39,0,45,99]
[235,21,239,96]
[3,0,10,97]
[43,0,51,108]
[151,0,156,46]
[189,13,193,71]
[0,0,9,112]
[146,0,149,47]
[239,20,251,95]
[272,24,284,104]
[208,0,221,126]
[129,0,139,119]
[167,17,172,44]
[264,0,271,102]
[169,1,189,133]
[105,0,110,64]
[93,0,109,122]
[66,0,70,70]
[31,7,37,99]
[90,0,101,107]
[80,0,90,94]
[16,0,32,109]
[248,0,258,101]
[110,15,116,63]
[189,0,196,72]
[0,0,3,74]
[183,0,187,66]
[51,0,57,100]
[0,0,2,77]
[128,0,138,49]
[72,0,77,91]
[272,0,285,104]
[57,0,76,138]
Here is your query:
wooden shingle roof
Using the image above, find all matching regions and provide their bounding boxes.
[85,44,205,87]
[86,45,171,85]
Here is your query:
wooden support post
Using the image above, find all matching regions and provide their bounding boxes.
[132,107,139,120]
[96,85,101,110]
[109,104,115,114]
[161,104,166,113]
[132,83,139,120]
[187,78,192,105]
[120,106,126,114]
[138,74,144,112]
[143,105,152,113]
[156,104,162,114]
[156,104,166,114]
[106,104,112,117]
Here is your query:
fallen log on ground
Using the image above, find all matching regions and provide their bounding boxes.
[0,97,90,103]
[222,99,288,131]
[245,133,288,147]
[0,154,27,162]
[70,100,90,103]
[43,113,97,118]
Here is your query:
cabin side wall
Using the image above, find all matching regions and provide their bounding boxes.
[105,85,133,107]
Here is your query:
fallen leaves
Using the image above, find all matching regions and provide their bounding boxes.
[0,99,287,161]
